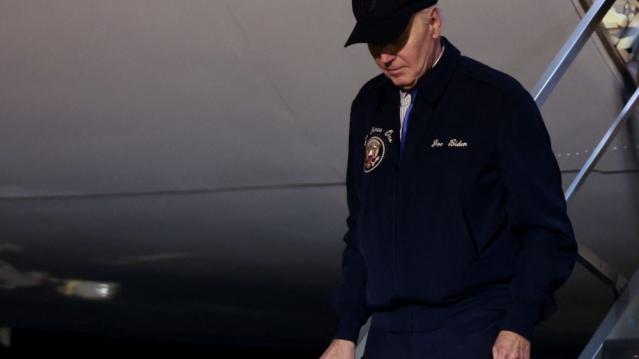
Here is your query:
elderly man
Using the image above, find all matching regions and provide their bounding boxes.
[320,0,579,358]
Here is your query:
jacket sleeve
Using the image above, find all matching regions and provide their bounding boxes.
[496,83,579,341]
[329,96,372,343]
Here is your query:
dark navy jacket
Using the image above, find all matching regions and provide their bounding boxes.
[330,35,579,343]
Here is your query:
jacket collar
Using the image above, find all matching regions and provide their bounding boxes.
[382,35,460,107]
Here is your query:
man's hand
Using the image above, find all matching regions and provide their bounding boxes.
[319,339,356,359]
[492,330,531,359]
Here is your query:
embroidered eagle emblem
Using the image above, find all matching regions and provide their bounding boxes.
[364,136,385,173]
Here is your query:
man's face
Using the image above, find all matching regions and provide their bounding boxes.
[368,8,441,90]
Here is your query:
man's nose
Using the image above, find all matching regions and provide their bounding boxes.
[379,52,396,68]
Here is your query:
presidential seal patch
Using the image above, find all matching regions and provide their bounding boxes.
[364,136,385,173]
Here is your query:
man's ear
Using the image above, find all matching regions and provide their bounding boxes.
[430,7,442,38]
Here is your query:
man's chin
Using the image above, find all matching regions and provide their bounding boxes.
[387,76,416,89]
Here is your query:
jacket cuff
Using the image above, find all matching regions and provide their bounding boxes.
[333,316,366,344]
[500,300,540,342]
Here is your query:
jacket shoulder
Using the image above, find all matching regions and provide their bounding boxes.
[457,56,529,100]
[352,73,387,108]
[348,73,386,132]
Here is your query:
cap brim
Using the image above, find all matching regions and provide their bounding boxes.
[344,12,413,47]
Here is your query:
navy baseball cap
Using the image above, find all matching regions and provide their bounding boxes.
[345,0,438,47]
